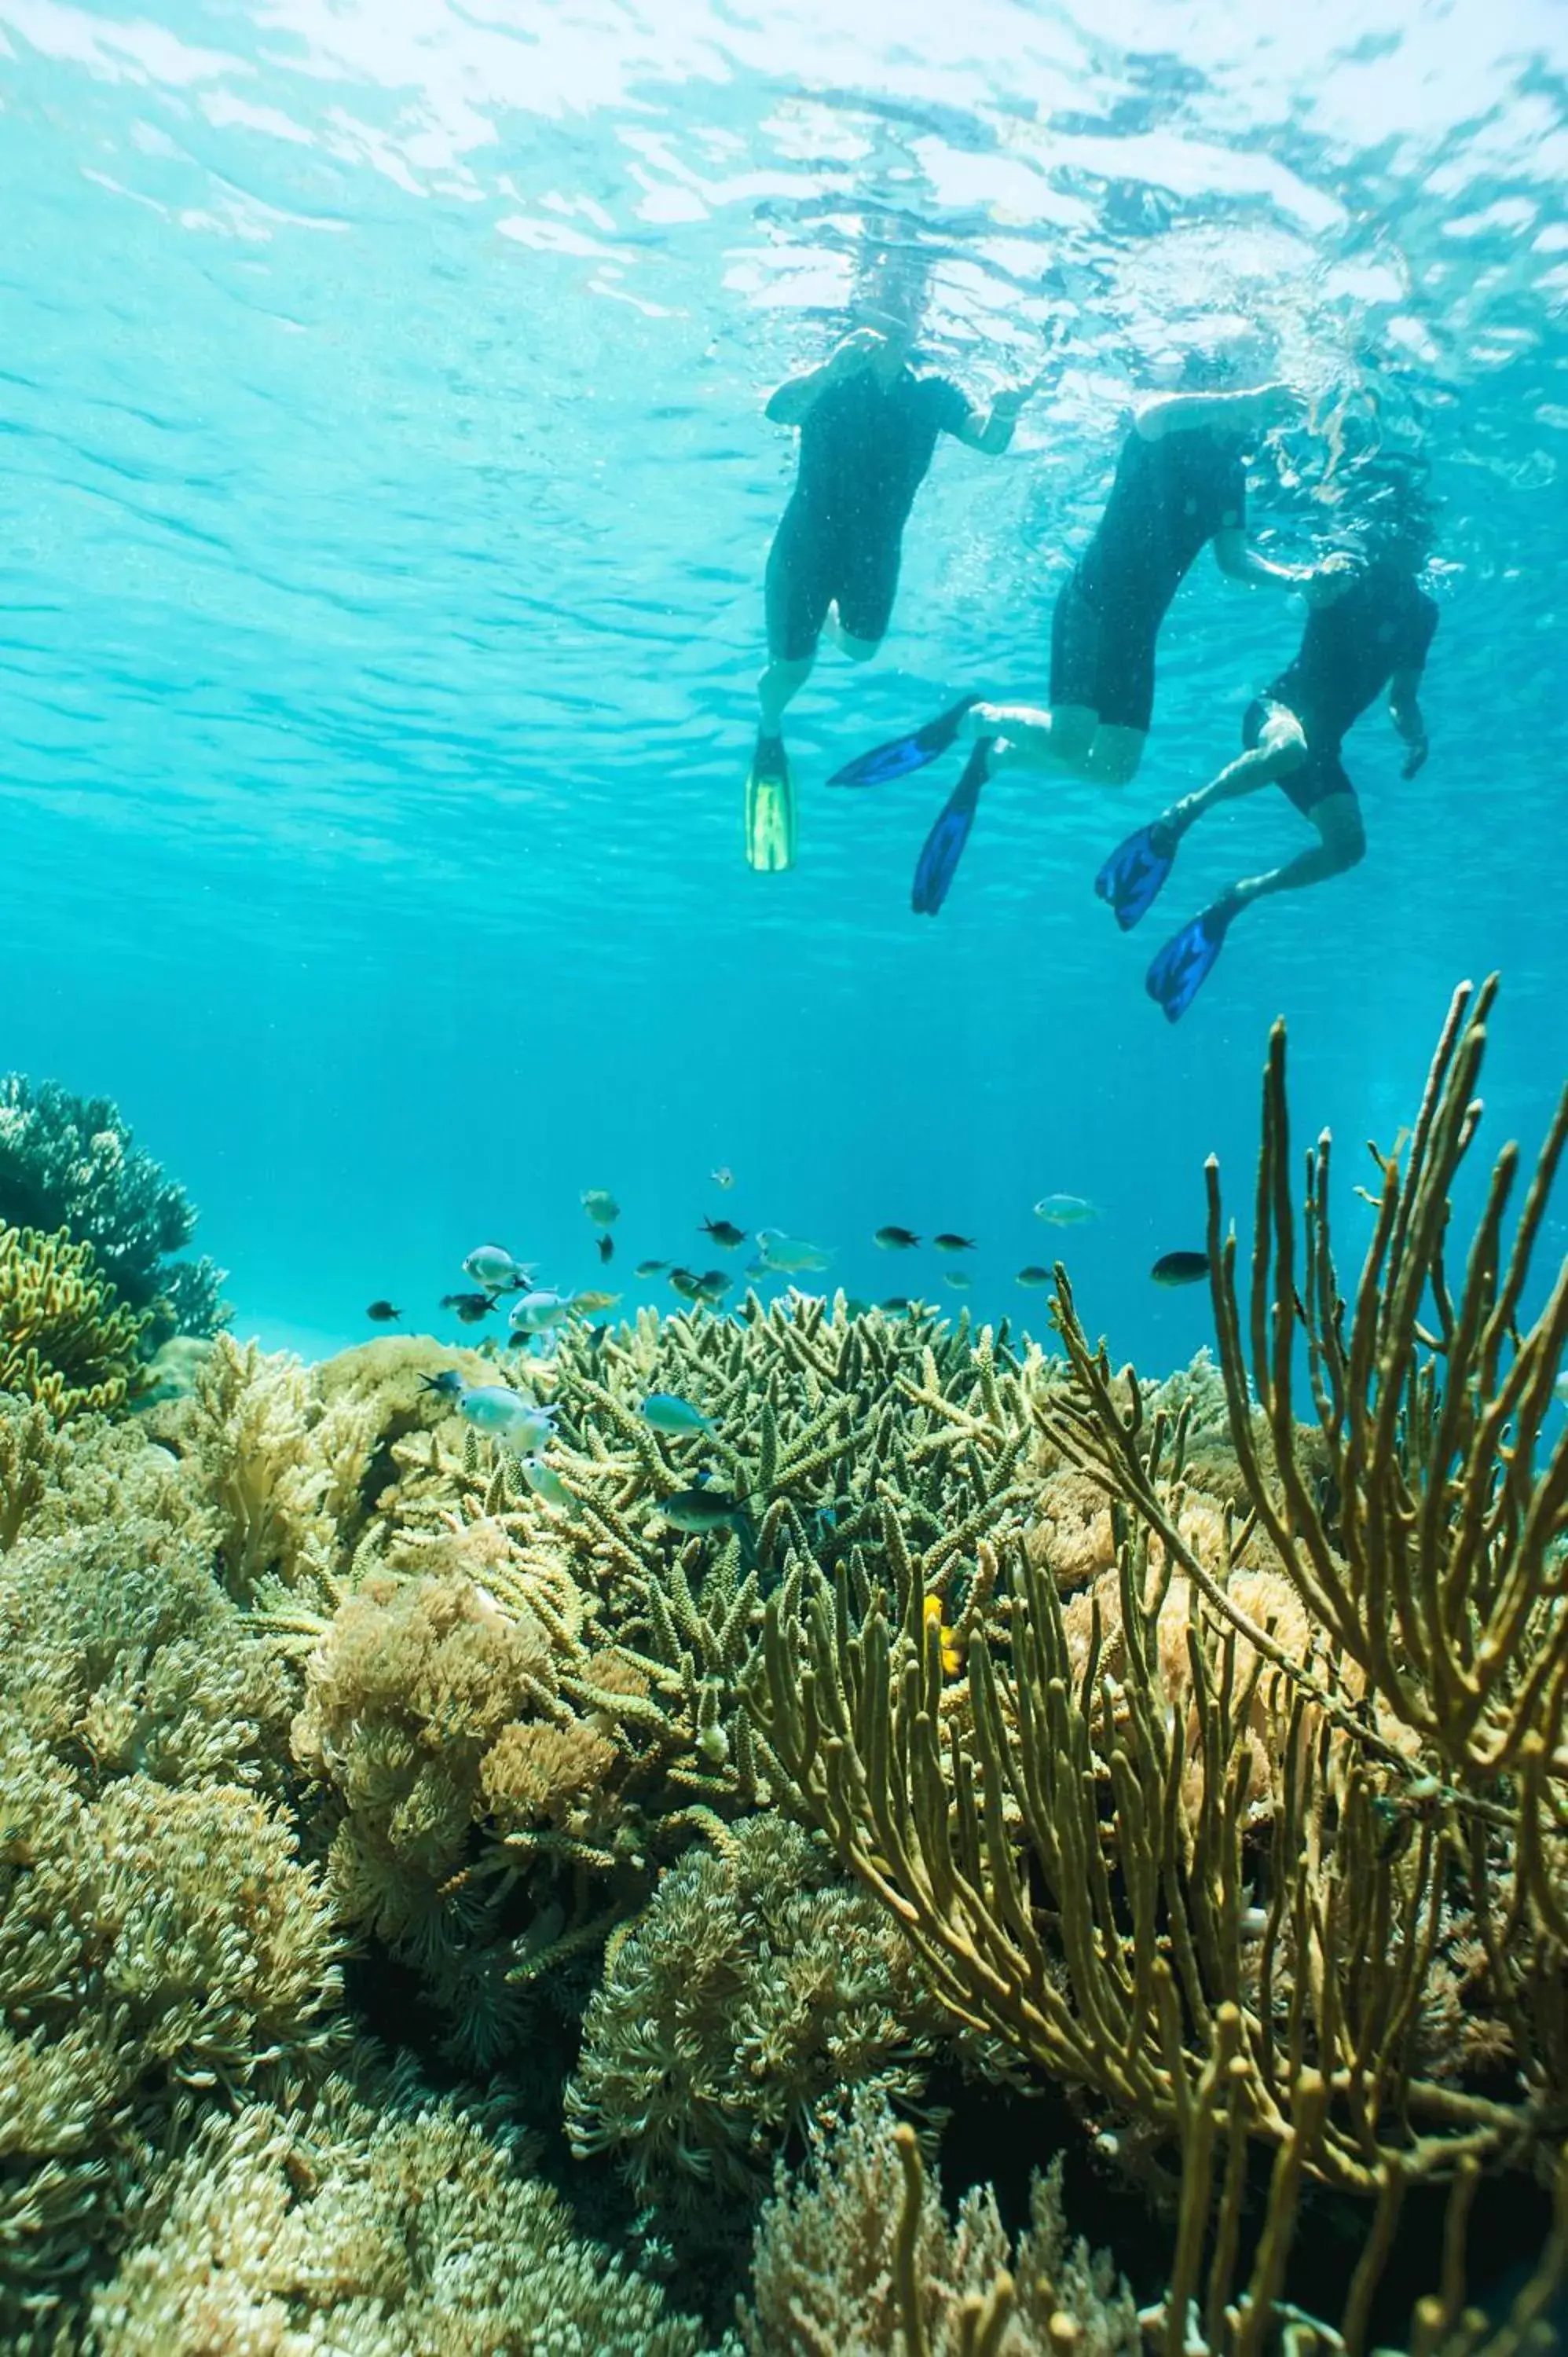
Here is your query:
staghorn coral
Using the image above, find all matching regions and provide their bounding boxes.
[0,1222,152,1418]
[89,2068,726,2357]
[0,1072,229,1346]
[565,1813,966,2229]
[741,2088,1141,2357]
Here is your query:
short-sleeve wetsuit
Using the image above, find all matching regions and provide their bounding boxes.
[766,366,970,663]
[1050,427,1247,732]
[1245,565,1439,812]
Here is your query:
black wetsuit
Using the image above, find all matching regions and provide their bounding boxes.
[766,366,969,662]
[1050,426,1247,731]
[1246,565,1438,812]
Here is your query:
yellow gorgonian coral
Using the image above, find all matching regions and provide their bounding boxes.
[0,1222,149,1419]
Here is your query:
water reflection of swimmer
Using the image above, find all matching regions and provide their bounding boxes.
[746,283,1034,874]
[1101,490,1438,1021]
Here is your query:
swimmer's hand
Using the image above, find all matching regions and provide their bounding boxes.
[1400,733,1430,780]
[1299,552,1362,608]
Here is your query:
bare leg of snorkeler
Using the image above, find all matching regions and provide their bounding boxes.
[1136,712,1365,1021]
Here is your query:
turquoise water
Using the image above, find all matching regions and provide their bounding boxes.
[4,0,1566,1366]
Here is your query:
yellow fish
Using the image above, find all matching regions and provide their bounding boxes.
[922,1593,963,1679]
[570,1288,622,1314]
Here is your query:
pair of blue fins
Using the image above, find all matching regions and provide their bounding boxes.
[830,698,1225,1022]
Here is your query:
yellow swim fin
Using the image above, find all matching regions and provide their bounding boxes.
[745,732,796,873]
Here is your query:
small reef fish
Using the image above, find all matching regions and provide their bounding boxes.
[635,1259,671,1279]
[463,1243,535,1293]
[881,1296,913,1313]
[581,1189,620,1227]
[1152,1251,1211,1288]
[933,1233,977,1254]
[668,1266,708,1300]
[756,1228,832,1275]
[365,1300,401,1322]
[695,1269,732,1303]
[441,1291,496,1325]
[875,1226,921,1251]
[743,1257,771,1282]
[944,1271,973,1291]
[922,1594,963,1679]
[570,1288,622,1314]
[710,1167,735,1189]
[1034,1195,1100,1227]
[1015,1266,1053,1288]
[509,1289,577,1335]
[597,1233,615,1265]
[522,1457,573,1512]
[426,1380,559,1450]
[640,1391,715,1437]
[701,1218,747,1251]
[658,1484,754,1541]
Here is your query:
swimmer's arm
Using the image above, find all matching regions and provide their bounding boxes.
[1212,530,1312,591]
[1389,667,1429,778]
[765,329,882,426]
[1135,383,1300,442]
[951,380,1038,455]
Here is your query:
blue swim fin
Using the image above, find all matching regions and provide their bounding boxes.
[830,696,978,789]
[1145,898,1238,1023]
[911,745,988,916]
[1095,818,1177,931]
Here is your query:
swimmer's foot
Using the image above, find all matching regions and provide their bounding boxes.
[1145,891,1240,1023]
[745,731,796,873]
[829,696,978,790]
[1094,817,1178,931]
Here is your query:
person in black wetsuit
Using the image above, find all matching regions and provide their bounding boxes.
[746,295,1035,871]
[1099,496,1438,1021]
[960,381,1352,789]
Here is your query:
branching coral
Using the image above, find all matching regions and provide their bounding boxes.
[741,2088,1141,2357]
[88,2068,726,2357]
[748,979,1568,2352]
[0,1073,229,1346]
[565,1814,969,2227]
[0,1222,152,1418]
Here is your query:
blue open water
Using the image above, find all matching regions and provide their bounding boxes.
[3,0,1565,1363]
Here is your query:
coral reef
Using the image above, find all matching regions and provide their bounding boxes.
[742,2089,1141,2357]
[90,2069,723,2357]
[5,983,1564,2357]
[0,1222,152,1417]
[0,1075,229,1346]
[566,1813,968,2228]
[753,980,1567,2324]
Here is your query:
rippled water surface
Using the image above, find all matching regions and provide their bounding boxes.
[3,0,1565,1351]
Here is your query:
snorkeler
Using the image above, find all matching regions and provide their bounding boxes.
[1101,489,1438,1021]
[746,269,1035,874]
[833,375,1353,913]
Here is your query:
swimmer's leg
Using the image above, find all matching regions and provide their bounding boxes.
[822,603,883,663]
[1144,788,1364,1022]
[757,654,814,733]
[1160,703,1307,840]
[1225,788,1366,911]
